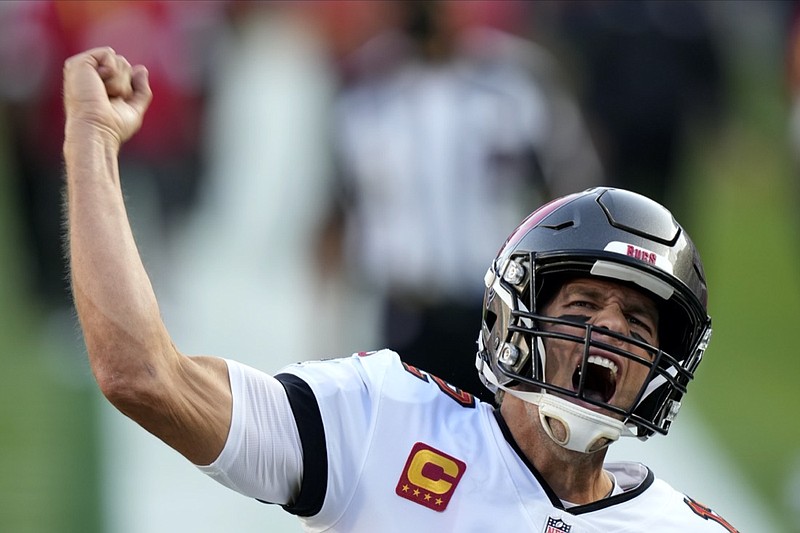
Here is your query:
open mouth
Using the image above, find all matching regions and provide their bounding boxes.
[572,355,618,403]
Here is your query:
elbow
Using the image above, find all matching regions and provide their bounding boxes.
[77,304,176,412]
[93,362,148,408]
[89,344,167,412]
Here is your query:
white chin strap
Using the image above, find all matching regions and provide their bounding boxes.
[481,363,635,454]
[533,391,633,453]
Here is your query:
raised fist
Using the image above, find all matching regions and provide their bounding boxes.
[63,47,152,146]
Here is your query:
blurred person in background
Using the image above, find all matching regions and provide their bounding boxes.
[1,1,228,532]
[108,2,336,532]
[0,1,220,315]
[0,1,69,312]
[530,0,725,213]
[322,0,603,404]
[788,0,800,236]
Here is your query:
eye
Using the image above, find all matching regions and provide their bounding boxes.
[628,315,646,328]
[626,314,655,342]
[570,300,597,310]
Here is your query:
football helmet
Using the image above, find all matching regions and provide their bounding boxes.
[476,187,711,453]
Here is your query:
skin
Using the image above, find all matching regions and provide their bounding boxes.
[64,47,232,466]
[500,277,660,505]
[64,47,659,508]
[542,277,659,417]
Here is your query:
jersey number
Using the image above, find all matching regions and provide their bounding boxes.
[402,363,476,408]
[684,496,738,533]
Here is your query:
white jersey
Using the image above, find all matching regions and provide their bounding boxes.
[205,350,738,532]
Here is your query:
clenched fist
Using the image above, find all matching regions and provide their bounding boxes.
[63,47,152,147]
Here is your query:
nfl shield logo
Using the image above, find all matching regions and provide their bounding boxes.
[544,517,572,533]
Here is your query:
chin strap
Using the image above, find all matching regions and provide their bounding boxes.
[479,361,635,454]
[535,393,634,453]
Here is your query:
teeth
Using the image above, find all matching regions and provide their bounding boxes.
[588,355,618,376]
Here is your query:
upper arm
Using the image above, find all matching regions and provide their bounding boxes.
[110,352,233,466]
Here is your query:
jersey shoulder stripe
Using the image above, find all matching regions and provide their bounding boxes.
[274,373,327,517]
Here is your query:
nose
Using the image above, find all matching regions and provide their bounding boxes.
[589,304,629,344]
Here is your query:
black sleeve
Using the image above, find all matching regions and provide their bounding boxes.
[272,373,328,517]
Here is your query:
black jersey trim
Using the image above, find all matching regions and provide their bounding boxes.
[570,467,654,514]
[493,409,564,508]
[272,373,328,517]
[492,408,655,514]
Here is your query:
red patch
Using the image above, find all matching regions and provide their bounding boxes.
[395,443,466,512]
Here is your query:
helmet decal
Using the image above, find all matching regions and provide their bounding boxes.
[603,241,674,274]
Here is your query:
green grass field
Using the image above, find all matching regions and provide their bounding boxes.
[1,35,799,533]
[672,48,800,532]
[0,117,101,533]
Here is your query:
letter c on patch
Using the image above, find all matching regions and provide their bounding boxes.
[395,442,466,511]
[407,449,459,494]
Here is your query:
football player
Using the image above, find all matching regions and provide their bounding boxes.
[64,47,737,532]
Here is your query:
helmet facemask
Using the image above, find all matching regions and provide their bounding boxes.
[476,188,712,453]
[478,250,711,453]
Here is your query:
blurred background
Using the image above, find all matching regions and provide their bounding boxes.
[1,1,799,531]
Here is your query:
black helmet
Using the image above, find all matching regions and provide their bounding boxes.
[476,187,711,445]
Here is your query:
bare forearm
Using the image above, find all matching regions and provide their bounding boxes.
[62,48,232,465]
[65,125,171,388]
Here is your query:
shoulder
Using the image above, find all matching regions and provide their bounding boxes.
[673,492,739,532]
[277,349,399,396]
[278,349,479,409]
[648,477,739,532]
[600,463,738,532]
[275,351,491,526]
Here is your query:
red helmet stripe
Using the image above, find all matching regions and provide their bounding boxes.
[496,192,582,257]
